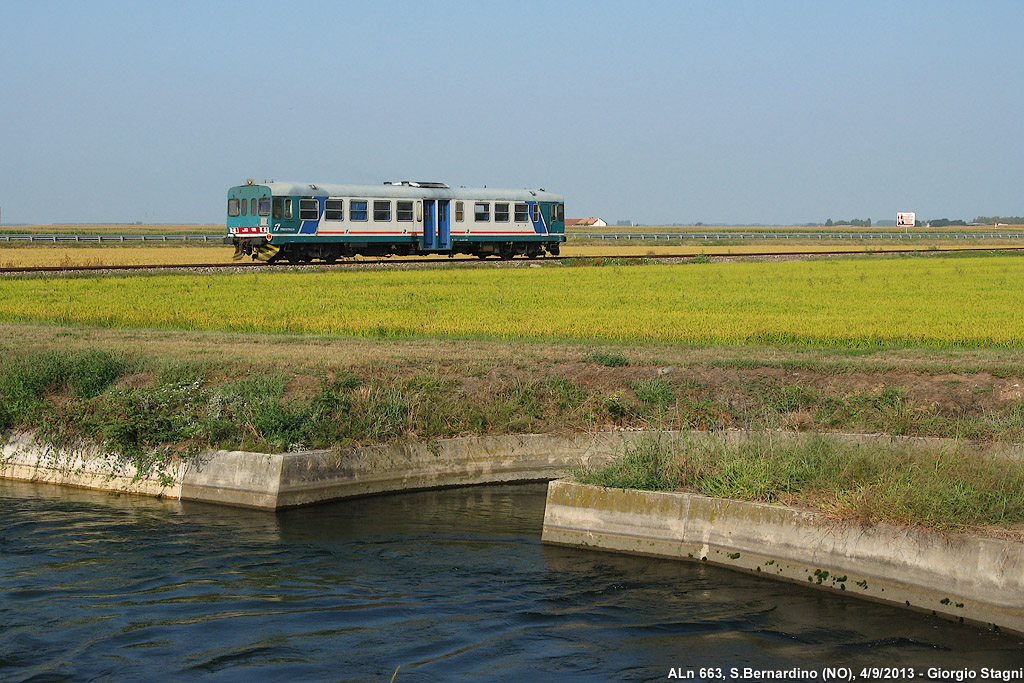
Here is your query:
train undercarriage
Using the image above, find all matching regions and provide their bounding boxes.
[228,237,561,264]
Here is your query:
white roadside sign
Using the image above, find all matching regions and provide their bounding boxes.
[897,212,916,228]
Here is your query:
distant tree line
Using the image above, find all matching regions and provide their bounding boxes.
[975,216,1024,225]
[824,218,872,227]
[813,216,1024,228]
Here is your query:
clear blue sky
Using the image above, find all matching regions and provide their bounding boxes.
[2,1,1022,225]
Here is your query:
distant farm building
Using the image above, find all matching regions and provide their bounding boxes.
[565,217,608,228]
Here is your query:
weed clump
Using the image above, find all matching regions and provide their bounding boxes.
[68,349,133,399]
[631,378,675,409]
[584,351,629,367]
[0,349,131,426]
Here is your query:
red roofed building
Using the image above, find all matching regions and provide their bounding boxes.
[565,217,608,228]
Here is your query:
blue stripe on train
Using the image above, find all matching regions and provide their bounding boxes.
[529,201,547,234]
[299,198,325,234]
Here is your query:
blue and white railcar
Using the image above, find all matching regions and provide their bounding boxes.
[226,180,565,263]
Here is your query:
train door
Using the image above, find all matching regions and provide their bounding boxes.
[272,197,300,235]
[437,200,451,249]
[422,199,451,250]
[423,200,436,248]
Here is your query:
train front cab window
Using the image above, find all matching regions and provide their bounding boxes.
[228,198,240,217]
[240,199,247,217]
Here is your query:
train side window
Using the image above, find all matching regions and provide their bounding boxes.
[299,199,320,220]
[555,204,564,222]
[284,198,293,219]
[240,199,247,216]
[532,204,540,223]
[259,198,271,216]
[273,198,283,219]
[475,202,489,222]
[374,200,391,221]
[495,203,509,222]
[396,201,413,221]
[325,199,344,221]
[228,198,240,217]
[350,200,368,221]
[514,203,528,222]
[455,201,464,222]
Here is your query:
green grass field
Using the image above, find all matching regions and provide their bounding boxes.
[2,254,1023,347]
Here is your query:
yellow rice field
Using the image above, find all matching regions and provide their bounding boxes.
[0,246,232,268]
[1,242,1021,269]
[1,255,1023,347]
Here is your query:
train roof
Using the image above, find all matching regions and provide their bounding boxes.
[233,181,563,203]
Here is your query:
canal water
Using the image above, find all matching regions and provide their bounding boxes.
[1,481,1021,681]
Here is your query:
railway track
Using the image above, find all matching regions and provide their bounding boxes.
[3,244,1024,275]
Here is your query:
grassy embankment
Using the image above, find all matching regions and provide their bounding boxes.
[3,253,1024,531]
[573,435,1024,535]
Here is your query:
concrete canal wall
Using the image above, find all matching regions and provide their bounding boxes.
[1,431,631,509]
[541,480,1024,637]
[5,429,1024,510]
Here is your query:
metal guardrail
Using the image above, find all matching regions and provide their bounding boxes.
[571,232,1024,240]
[2,232,1023,243]
[0,234,224,242]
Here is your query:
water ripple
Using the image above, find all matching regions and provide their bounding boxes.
[1,480,1022,681]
